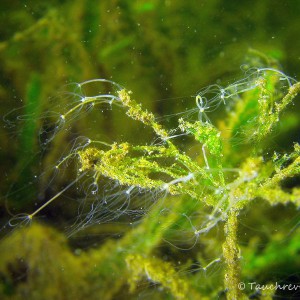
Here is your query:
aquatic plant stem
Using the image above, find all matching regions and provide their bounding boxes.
[223,209,244,300]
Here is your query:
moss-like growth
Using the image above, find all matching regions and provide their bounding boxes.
[1,66,300,299]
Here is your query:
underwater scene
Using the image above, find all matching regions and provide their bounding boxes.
[1,1,300,299]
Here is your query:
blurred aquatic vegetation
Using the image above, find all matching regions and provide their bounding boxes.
[1,1,300,299]
[0,196,219,300]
